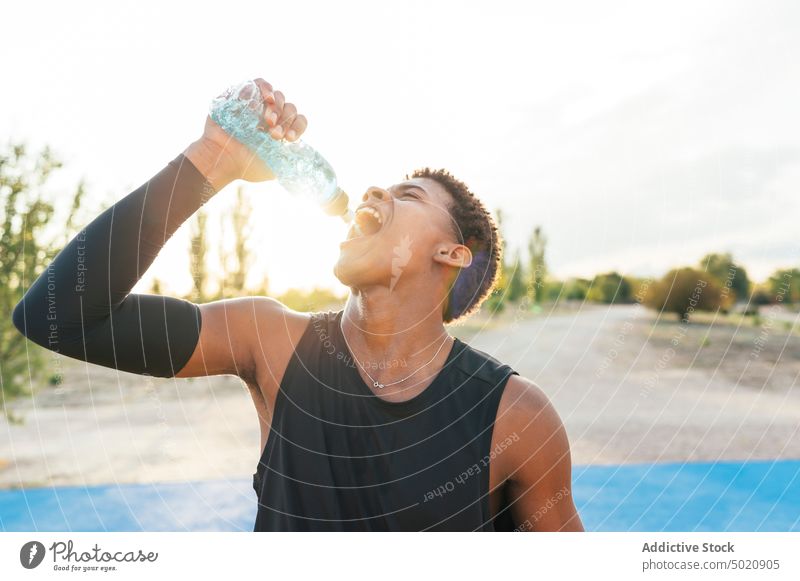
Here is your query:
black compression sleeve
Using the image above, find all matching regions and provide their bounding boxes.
[12,153,218,378]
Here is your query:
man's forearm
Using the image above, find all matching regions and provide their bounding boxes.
[183,138,238,192]
[12,152,219,377]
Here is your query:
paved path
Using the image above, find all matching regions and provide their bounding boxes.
[463,304,800,465]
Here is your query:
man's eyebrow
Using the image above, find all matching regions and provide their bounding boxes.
[391,183,429,196]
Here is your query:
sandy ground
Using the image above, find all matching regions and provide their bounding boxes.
[460,303,800,466]
[2,303,798,488]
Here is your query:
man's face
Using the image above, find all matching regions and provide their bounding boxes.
[334,177,459,291]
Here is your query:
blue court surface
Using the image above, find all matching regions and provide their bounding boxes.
[1,460,798,531]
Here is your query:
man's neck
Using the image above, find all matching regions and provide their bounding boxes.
[341,285,450,368]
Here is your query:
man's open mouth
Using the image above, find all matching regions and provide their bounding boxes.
[346,206,384,241]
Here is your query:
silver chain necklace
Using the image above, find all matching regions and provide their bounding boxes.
[339,319,451,390]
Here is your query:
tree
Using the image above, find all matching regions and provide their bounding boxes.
[482,287,506,314]
[544,279,565,302]
[527,226,547,305]
[196,186,256,301]
[230,186,252,293]
[644,267,727,321]
[562,278,591,301]
[1,143,85,413]
[699,252,750,303]
[149,277,164,295]
[505,250,527,303]
[482,208,509,314]
[750,285,773,306]
[189,209,208,302]
[219,186,253,297]
[586,272,632,304]
[628,277,653,304]
[767,268,800,304]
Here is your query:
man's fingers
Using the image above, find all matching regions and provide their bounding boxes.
[253,78,273,102]
[253,78,273,93]
[286,114,308,141]
[262,90,282,127]
[250,83,305,141]
[268,98,285,138]
[277,102,298,131]
[252,79,278,130]
[269,125,284,139]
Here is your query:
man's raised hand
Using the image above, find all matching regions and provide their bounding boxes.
[185,78,309,190]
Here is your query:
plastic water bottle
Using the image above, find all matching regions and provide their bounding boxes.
[209,80,353,222]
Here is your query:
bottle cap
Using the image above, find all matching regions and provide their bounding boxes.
[321,187,352,222]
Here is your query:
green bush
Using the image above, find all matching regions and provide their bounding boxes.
[699,252,750,302]
[586,272,633,304]
[768,268,800,304]
[644,267,727,321]
[562,278,591,301]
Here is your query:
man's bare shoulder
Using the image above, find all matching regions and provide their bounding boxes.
[493,374,583,530]
[242,296,313,377]
[176,295,312,381]
[198,295,312,342]
[497,374,560,428]
[492,374,570,480]
[251,296,313,329]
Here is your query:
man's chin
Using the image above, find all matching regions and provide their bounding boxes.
[333,253,359,288]
[333,252,384,289]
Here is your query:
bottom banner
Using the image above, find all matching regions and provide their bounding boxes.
[1,532,796,580]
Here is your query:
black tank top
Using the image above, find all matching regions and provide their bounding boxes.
[252,309,519,531]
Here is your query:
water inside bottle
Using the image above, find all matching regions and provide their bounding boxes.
[210,80,348,213]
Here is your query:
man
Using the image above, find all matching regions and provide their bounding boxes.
[13,79,583,532]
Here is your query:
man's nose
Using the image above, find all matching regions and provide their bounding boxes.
[362,187,389,203]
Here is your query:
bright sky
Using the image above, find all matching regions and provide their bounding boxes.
[3,0,798,295]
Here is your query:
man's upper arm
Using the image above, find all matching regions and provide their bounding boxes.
[175,296,292,380]
[498,375,584,532]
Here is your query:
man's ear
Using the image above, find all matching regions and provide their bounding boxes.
[433,243,473,268]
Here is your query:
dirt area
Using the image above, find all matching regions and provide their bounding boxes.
[2,303,798,488]
[1,363,260,488]
[460,303,800,466]
[644,307,800,393]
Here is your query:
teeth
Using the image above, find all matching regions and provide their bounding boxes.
[356,206,383,225]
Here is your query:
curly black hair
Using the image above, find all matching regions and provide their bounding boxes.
[405,168,502,323]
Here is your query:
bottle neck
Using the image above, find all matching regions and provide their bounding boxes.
[322,187,352,220]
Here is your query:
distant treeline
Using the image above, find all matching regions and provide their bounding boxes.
[485,217,799,321]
